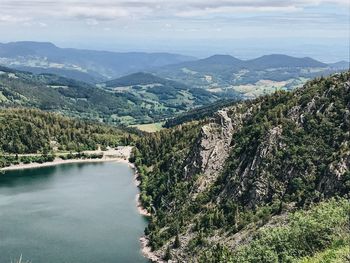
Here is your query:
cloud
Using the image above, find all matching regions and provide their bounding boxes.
[0,0,348,23]
[85,19,99,26]
[66,6,129,20]
[0,15,30,23]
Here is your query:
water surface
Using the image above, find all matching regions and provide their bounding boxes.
[0,162,148,263]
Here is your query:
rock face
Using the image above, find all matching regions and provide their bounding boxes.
[183,107,253,193]
[180,72,349,215]
[139,72,350,262]
[222,125,285,208]
[184,110,233,188]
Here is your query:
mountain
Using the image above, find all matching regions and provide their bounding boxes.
[13,65,105,84]
[0,41,195,83]
[328,60,349,70]
[175,54,244,70]
[104,72,187,88]
[154,54,343,99]
[102,72,221,115]
[0,67,219,125]
[158,54,244,75]
[247,54,327,69]
[132,71,350,262]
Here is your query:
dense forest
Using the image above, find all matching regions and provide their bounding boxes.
[0,108,136,155]
[132,71,350,262]
[0,67,221,125]
[164,99,237,128]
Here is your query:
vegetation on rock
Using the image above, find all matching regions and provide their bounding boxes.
[132,71,350,262]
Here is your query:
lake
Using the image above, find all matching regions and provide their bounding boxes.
[0,162,148,263]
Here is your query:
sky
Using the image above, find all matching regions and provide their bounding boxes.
[0,0,349,62]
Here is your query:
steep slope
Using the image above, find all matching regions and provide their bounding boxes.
[164,99,237,128]
[133,71,350,262]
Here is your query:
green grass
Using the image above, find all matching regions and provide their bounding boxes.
[298,239,350,263]
[131,122,165,132]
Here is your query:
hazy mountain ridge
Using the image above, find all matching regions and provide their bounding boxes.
[0,41,195,83]
[154,54,348,99]
[132,71,350,262]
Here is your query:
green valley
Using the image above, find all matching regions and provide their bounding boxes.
[0,67,219,125]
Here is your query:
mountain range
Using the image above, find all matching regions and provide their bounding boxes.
[154,54,348,98]
[0,41,194,83]
[0,67,219,125]
[0,41,348,123]
[0,42,347,89]
[0,40,349,263]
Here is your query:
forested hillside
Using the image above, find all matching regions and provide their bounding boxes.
[103,72,221,120]
[0,108,136,154]
[0,67,220,125]
[164,99,237,128]
[132,71,350,262]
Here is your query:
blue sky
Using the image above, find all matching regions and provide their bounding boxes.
[0,0,349,62]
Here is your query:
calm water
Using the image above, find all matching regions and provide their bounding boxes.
[0,162,148,263]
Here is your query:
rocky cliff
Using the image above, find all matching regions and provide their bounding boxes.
[134,71,350,262]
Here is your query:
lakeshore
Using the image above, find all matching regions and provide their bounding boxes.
[1,145,160,262]
[0,160,147,263]
[1,147,132,172]
[131,163,164,262]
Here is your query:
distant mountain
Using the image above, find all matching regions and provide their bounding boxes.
[328,60,349,70]
[155,54,344,98]
[246,54,327,69]
[0,41,195,82]
[183,54,244,68]
[162,54,244,73]
[14,66,105,84]
[0,67,219,124]
[104,72,186,88]
[103,72,221,112]
[158,54,327,73]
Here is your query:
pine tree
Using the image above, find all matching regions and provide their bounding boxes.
[164,245,172,261]
[174,234,180,248]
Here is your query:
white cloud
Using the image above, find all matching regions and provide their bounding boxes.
[0,15,30,23]
[86,19,99,26]
[66,6,129,20]
[0,0,348,23]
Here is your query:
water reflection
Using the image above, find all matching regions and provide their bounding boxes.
[0,162,147,263]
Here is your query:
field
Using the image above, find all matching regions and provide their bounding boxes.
[131,122,165,132]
